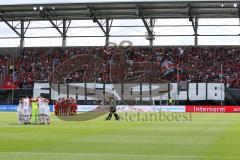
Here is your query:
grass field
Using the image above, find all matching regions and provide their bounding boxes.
[0,112,240,160]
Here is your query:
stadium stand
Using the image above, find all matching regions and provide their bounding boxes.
[1,47,239,89]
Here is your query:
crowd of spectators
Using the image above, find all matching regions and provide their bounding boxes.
[3,47,240,88]
[0,55,9,73]
[13,48,72,88]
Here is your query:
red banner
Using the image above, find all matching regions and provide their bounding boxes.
[186,106,240,113]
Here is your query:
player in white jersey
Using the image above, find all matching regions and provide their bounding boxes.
[43,98,50,124]
[22,97,31,124]
[38,97,45,124]
[17,99,23,125]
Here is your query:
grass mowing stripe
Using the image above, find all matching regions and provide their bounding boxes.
[0,152,240,159]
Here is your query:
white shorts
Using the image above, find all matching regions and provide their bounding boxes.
[46,108,50,117]
[39,106,45,115]
[17,107,23,116]
[44,107,50,116]
[17,111,23,116]
[23,106,30,116]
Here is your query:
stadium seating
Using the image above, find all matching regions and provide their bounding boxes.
[2,47,240,88]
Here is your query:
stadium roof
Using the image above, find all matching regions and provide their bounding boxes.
[1,1,240,21]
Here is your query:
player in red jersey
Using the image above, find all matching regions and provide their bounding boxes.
[62,99,68,116]
[70,98,77,115]
[54,100,59,116]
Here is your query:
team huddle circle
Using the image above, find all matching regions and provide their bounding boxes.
[17,97,50,125]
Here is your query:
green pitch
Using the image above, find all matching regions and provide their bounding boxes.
[0,112,240,160]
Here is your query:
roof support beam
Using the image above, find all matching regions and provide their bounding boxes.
[19,20,30,49]
[188,4,198,46]
[141,18,152,35]
[20,20,25,49]
[24,21,30,35]
[193,17,199,46]
[141,17,155,46]
[62,19,67,48]
[66,20,71,34]
[14,22,21,28]
[105,18,113,47]
[63,20,71,48]
[0,16,21,37]
[105,18,109,47]
[47,17,63,36]
[88,6,114,46]
[138,6,155,46]
[88,7,107,35]
[47,15,72,47]
[95,19,106,35]
[149,18,155,46]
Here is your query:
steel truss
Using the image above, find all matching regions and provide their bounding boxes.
[1,1,240,47]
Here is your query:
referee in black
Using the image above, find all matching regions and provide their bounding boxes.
[106,96,120,120]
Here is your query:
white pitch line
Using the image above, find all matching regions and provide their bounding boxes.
[0,152,239,159]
